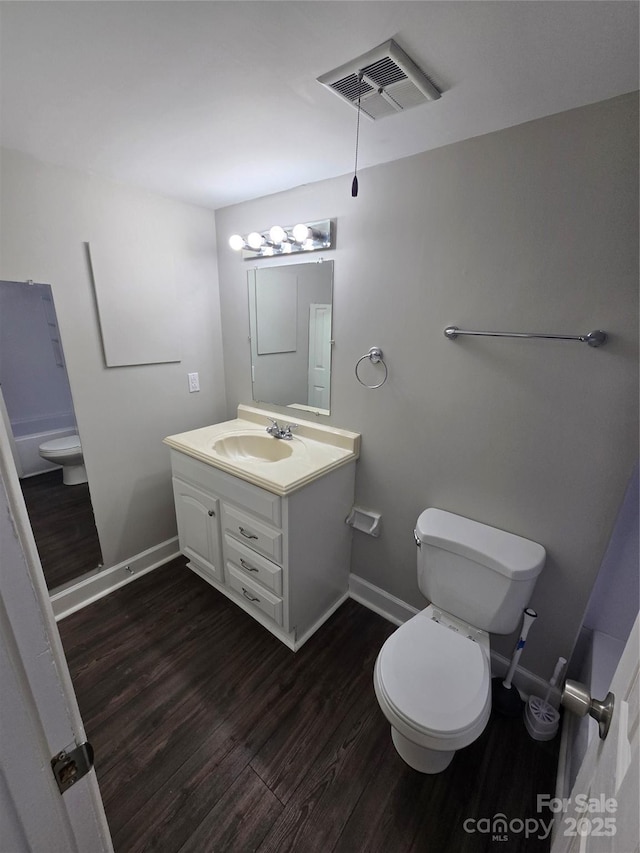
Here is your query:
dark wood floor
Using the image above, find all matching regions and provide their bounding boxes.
[21,469,103,589]
[58,559,560,853]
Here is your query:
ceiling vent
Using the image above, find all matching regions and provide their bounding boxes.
[317,39,441,120]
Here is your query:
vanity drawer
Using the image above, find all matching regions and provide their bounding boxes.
[224,534,282,596]
[223,505,283,564]
[227,564,283,626]
[170,450,281,526]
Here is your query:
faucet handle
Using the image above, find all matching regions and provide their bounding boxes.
[266,417,280,436]
[285,423,299,432]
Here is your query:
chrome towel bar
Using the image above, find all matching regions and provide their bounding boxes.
[444,327,607,348]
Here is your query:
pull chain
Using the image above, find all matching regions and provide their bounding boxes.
[351,72,363,197]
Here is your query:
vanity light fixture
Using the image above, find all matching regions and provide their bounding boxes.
[228,219,334,260]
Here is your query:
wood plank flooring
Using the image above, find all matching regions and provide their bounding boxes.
[20,469,103,589]
[58,558,560,853]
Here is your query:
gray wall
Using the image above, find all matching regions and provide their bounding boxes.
[0,149,227,568]
[215,94,639,678]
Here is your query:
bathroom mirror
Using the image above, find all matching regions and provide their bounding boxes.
[0,280,103,592]
[248,260,333,415]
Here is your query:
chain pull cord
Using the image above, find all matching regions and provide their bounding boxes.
[351,73,363,197]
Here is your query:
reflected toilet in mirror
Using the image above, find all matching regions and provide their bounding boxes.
[248,260,333,415]
[0,279,103,591]
[39,433,87,485]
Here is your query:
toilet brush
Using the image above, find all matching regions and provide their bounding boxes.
[491,608,538,716]
[524,657,566,741]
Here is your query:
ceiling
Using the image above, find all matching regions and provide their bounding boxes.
[1,1,638,211]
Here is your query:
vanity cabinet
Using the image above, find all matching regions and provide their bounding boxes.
[172,479,223,583]
[169,448,356,650]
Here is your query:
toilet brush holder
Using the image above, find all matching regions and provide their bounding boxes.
[524,656,566,741]
[524,696,560,741]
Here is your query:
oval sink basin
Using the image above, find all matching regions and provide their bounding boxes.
[213,434,294,463]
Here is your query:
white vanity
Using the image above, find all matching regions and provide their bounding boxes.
[164,405,360,650]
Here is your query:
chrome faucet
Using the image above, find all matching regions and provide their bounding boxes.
[266,418,298,440]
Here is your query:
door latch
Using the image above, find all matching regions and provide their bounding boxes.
[51,742,94,794]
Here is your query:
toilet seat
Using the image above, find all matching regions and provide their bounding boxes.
[374,609,491,750]
[39,434,81,457]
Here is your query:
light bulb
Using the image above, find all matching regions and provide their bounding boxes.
[247,231,264,250]
[292,223,309,243]
[229,234,245,251]
[269,225,286,244]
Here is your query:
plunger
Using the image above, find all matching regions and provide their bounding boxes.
[491,607,538,716]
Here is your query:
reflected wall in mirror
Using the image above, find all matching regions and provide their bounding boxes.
[0,280,103,592]
[248,260,333,415]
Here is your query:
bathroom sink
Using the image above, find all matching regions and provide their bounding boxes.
[213,433,294,463]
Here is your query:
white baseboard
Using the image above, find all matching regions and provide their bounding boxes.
[51,537,180,621]
[348,573,556,702]
[349,574,419,626]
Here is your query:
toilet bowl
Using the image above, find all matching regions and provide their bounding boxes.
[373,508,545,773]
[38,434,87,485]
[374,605,492,773]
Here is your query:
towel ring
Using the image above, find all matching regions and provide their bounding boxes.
[355,346,388,389]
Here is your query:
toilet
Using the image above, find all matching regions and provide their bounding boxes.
[374,508,545,774]
[38,433,87,485]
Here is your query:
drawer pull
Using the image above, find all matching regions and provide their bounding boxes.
[240,558,259,573]
[238,526,258,540]
[242,588,260,603]
[208,509,215,517]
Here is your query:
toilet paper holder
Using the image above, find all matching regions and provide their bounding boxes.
[346,506,382,537]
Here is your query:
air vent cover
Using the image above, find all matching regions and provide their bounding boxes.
[318,39,440,120]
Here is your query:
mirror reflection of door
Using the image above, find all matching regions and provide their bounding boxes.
[0,280,103,592]
[307,303,331,410]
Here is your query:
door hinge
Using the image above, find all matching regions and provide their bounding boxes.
[51,741,94,794]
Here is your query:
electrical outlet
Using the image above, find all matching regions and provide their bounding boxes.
[188,372,200,392]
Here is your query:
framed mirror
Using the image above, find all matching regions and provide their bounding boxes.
[248,260,333,415]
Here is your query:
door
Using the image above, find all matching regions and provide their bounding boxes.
[0,418,112,851]
[307,303,332,410]
[550,614,639,853]
[172,477,223,582]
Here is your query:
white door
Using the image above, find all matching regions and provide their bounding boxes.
[550,614,639,853]
[0,419,113,852]
[307,303,332,410]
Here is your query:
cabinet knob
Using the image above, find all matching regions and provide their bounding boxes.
[242,588,260,603]
[208,509,215,517]
[240,558,259,573]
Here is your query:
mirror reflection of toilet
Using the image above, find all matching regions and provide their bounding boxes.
[38,433,87,485]
[374,508,545,774]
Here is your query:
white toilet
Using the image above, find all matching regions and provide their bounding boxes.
[38,433,87,485]
[374,508,545,774]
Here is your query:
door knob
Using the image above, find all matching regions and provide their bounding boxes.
[561,679,615,740]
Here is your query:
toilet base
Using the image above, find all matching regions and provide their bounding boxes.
[62,463,88,486]
[391,727,455,774]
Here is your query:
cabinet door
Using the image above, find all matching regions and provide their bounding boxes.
[172,477,223,582]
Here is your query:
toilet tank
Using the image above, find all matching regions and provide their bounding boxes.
[415,509,545,634]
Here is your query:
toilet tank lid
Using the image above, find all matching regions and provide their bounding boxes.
[416,508,545,580]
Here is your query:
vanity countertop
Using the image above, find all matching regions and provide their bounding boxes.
[164,405,360,496]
